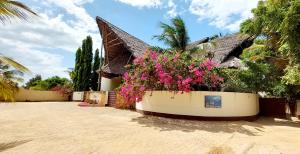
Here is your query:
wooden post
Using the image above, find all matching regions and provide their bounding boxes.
[97,39,104,91]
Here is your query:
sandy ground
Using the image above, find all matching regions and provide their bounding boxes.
[0,102,300,154]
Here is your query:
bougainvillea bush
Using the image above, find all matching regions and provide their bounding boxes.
[119,50,224,104]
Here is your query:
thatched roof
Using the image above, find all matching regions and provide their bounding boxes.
[101,52,132,76]
[96,17,254,77]
[186,37,209,50]
[96,16,150,58]
[209,34,253,64]
[188,34,254,68]
[96,16,150,77]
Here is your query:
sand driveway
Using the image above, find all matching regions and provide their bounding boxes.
[0,102,299,154]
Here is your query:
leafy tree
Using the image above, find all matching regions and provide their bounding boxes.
[154,16,190,51]
[240,0,300,86]
[44,76,69,90]
[24,74,42,89]
[91,49,100,90]
[30,76,70,91]
[222,61,279,93]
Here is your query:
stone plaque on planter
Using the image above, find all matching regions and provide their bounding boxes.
[205,96,222,108]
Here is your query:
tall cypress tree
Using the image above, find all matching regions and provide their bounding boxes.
[91,49,100,90]
[73,36,94,91]
[73,48,82,91]
[81,36,93,91]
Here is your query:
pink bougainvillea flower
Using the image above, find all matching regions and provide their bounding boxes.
[188,64,195,70]
[123,72,130,81]
[140,86,146,91]
[133,57,144,66]
[173,53,180,62]
[141,73,147,81]
[120,51,224,104]
[155,63,162,71]
[201,59,216,71]
[150,51,158,61]
[162,56,168,63]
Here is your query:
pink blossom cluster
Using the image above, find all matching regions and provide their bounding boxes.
[119,50,224,104]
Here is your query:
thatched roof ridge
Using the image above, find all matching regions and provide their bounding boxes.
[186,37,209,50]
[210,33,253,64]
[96,16,150,57]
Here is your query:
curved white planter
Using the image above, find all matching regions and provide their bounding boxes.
[136,91,259,121]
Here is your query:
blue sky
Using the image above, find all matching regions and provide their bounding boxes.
[0,0,259,81]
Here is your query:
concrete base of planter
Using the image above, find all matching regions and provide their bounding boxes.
[136,91,259,121]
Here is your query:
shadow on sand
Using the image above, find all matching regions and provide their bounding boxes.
[131,116,300,136]
[131,116,264,136]
[0,140,31,152]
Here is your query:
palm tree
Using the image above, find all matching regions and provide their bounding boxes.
[0,0,36,101]
[154,16,190,52]
[0,0,37,23]
[0,56,29,101]
[0,60,25,101]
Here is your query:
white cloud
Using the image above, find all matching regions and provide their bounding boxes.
[115,0,180,18]
[189,0,259,31]
[167,0,178,18]
[0,0,102,81]
[115,0,162,8]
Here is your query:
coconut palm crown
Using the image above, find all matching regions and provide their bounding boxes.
[154,16,190,52]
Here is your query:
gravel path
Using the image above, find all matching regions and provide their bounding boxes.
[0,102,299,154]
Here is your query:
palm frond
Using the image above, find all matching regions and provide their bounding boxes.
[0,76,17,102]
[0,0,38,23]
[0,55,30,73]
[153,16,190,51]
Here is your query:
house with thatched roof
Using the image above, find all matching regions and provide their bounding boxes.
[96,16,253,91]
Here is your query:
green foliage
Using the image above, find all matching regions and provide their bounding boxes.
[81,36,93,91]
[0,62,22,101]
[29,76,70,91]
[73,48,82,91]
[91,49,100,90]
[24,75,41,89]
[240,0,300,86]
[149,46,166,53]
[241,44,273,62]
[72,36,95,91]
[282,64,300,85]
[154,16,190,51]
[281,0,300,62]
[222,61,278,93]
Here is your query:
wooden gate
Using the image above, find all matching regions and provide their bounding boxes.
[259,98,296,118]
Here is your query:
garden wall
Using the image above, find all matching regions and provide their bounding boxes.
[14,88,68,102]
[136,91,259,121]
[84,91,108,106]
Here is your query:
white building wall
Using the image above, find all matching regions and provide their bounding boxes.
[100,77,122,91]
